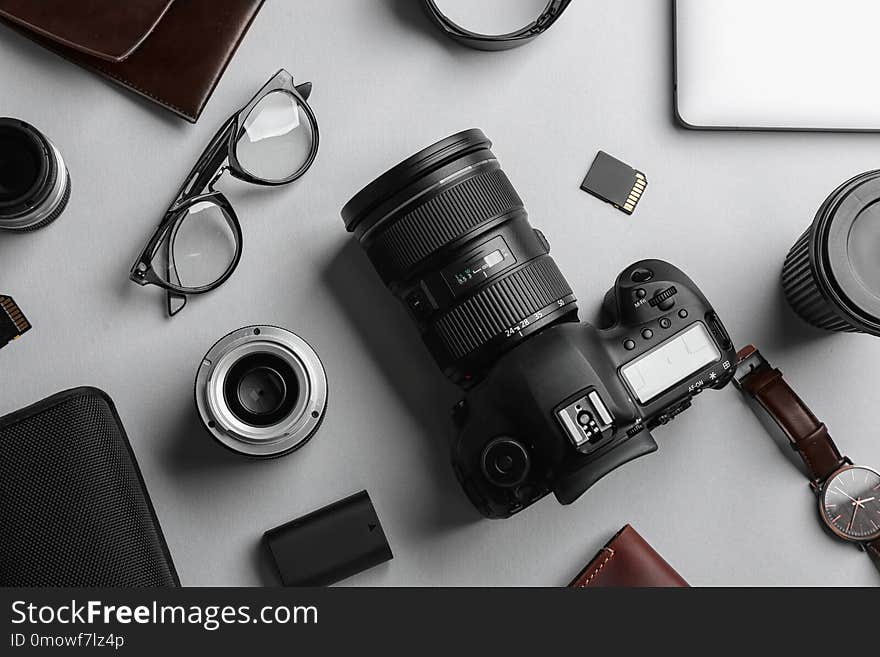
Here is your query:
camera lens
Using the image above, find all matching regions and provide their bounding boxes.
[481,438,530,488]
[342,129,578,385]
[783,170,880,336]
[0,118,71,232]
[223,353,299,427]
[195,326,327,458]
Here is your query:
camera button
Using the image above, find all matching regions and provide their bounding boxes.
[624,339,636,351]
[678,309,689,319]
[659,317,672,329]
[631,268,654,283]
[635,288,647,299]
[642,329,654,340]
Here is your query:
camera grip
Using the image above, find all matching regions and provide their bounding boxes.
[552,430,658,505]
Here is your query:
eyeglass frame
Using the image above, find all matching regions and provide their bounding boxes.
[129,69,319,315]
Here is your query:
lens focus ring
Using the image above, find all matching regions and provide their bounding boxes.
[432,255,573,361]
[366,168,522,281]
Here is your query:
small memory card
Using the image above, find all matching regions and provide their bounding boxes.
[580,151,647,215]
[0,295,31,349]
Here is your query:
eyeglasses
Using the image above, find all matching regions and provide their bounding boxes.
[129,69,319,316]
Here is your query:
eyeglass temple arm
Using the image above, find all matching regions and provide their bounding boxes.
[170,116,238,208]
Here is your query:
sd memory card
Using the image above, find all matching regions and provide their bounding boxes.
[581,151,648,215]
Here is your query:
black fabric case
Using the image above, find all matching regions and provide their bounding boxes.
[264,490,393,586]
[0,387,179,587]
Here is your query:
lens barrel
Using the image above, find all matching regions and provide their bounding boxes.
[0,118,70,232]
[342,129,578,385]
[783,170,880,336]
[195,326,327,458]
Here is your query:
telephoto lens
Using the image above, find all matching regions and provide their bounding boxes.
[341,129,578,386]
[0,118,71,232]
[195,326,328,458]
[783,170,880,336]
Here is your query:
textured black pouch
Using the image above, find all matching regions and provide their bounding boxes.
[0,387,179,587]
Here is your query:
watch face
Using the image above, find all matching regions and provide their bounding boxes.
[820,466,880,542]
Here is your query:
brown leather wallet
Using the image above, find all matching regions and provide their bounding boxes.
[0,0,264,123]
[568,525,689,588]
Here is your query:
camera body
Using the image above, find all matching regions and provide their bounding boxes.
[343,130,737,519]
[450,260,736,518]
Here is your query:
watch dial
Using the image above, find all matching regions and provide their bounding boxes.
[821,466,880,541]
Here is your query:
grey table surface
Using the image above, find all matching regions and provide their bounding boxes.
[2,1,879,587]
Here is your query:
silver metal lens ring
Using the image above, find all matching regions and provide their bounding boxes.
[0,118,71,232]
[195,326,328,458]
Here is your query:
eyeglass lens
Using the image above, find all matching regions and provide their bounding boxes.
[236,90,315,183]
[154,200,239,290]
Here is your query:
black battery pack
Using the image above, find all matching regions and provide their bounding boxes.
[263,490,393,586]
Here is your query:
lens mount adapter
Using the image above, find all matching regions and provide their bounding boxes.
[195,326,327,458]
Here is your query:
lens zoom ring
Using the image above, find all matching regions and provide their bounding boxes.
[433,256,572,360]
[368,169,523,279]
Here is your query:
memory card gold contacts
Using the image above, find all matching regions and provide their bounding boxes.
[0,295,31,349]
[581,151,648,215]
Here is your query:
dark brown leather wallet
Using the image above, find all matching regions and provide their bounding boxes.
[568,525,689,588]
[0,0,264,123]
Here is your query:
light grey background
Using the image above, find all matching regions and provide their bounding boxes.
[1,1,878,587]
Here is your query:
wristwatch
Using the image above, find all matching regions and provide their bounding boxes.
[735,345,880,567]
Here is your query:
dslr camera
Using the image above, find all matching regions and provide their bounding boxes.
[342,130,736,518]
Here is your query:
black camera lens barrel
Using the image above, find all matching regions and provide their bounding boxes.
[0,117,70,232]
[783,170,880,335]
[342,129,578,385]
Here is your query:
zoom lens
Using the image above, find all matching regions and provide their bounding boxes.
[0,118,71,232]
[342,129,578,385]
[195,326,327,458]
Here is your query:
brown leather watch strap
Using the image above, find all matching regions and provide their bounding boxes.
[868,540,880,563]
[735,345,846,483]
[568,525,688,588]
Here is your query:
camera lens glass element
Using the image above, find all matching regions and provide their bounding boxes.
[342,129,578,386]
[223,353,300,427]
[0,118,71,232]
[238,367,287,414]
[783,170,880,336]
[195,326,327,458]
[0,126,42,203]
[481,438,531,488]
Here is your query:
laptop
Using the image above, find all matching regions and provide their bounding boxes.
[674,0,880,131]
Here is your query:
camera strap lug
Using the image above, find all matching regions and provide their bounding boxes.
[733,345,771,390]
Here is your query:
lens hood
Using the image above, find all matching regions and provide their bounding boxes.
[342,128,493,238]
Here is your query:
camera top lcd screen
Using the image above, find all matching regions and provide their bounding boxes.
[620,323,721,404]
